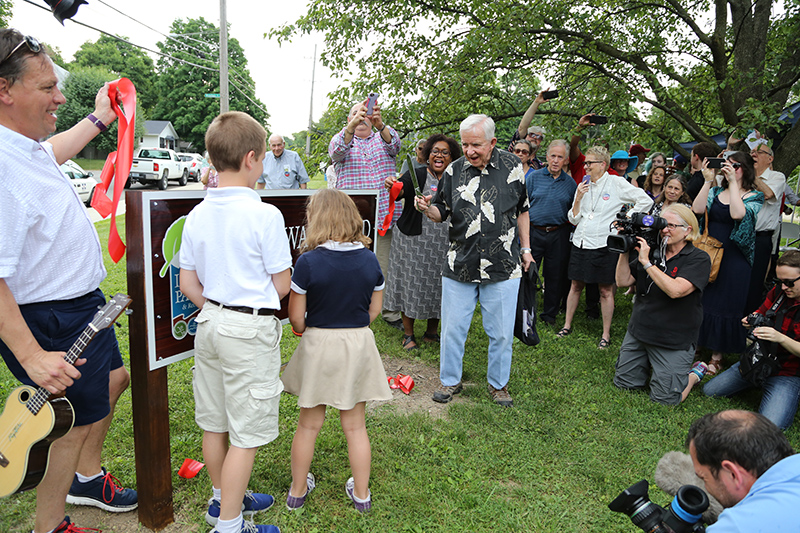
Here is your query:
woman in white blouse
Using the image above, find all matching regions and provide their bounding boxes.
[558,146,653,349]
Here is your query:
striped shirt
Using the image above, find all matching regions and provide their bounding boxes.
[526,167,577,226]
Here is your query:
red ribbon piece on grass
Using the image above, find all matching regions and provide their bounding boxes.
[177,458,205,479]
[91,77,137,263]
[378,180,404,236]
[387,374,415,394]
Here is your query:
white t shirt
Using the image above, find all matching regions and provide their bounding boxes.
[0,125,106,304]
[179,187,292,309]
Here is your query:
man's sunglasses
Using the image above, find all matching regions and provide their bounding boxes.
[778,275,800,288]
[1,35,42,67]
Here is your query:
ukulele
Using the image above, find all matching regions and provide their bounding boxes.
[0,293,131,498]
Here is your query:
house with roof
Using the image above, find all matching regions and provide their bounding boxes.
[140,120,180,150]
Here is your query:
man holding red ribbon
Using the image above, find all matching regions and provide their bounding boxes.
[0,29,136,533]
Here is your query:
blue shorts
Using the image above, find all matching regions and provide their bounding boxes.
[0,288,123,426]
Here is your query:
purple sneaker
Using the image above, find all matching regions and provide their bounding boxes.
[345,477,371,513]
[286,473,316,510]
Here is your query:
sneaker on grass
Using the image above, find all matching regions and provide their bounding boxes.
[52,516,100,532]
[345,477,371,513]
[432,382,462,403]
[66,468,137,512]
[488,384,513,407]
[286,472,316,510]
[208,519,280,533]
[206,490,275,526]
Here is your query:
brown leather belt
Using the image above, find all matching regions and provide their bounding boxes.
[207,299,275,316]
[532,223,568,232]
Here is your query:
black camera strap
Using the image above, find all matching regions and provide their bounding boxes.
[764,292,787,360]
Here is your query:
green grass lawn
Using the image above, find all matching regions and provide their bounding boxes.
[2,216,798,532]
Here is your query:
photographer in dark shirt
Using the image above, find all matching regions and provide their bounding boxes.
[613,204,711,404]
[703,250,800,430]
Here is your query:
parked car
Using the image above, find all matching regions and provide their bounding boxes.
[60,159,98,207]
[129,148,188,189]
[177,153,206,182]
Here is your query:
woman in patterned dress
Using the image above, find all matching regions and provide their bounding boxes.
[384,134,462,350]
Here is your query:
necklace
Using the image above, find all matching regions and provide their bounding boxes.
[587,176,609,219]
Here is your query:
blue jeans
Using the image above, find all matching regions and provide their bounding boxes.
[440,276,520,390]
[703,362,800,430]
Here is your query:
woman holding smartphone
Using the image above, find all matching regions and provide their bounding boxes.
[692,151,764,374]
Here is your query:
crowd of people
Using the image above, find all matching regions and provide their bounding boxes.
[2,27,799,532]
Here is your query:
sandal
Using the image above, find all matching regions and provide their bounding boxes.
[597,337,611,349]
[422,332,440,343]
[402,334,418,351]
[556,327,572,338]
[706,358,724,376]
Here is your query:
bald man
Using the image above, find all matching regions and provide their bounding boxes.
[256,133,309,189]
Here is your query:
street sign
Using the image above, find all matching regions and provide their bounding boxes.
[204,93,221,98]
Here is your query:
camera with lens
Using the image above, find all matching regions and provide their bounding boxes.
[745,313,773,341]
[607,206,667,257]
[609,479,708,533]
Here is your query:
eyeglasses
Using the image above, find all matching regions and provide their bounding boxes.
[528,134,544,141]
[431,149,450,156]
[665,223,687,230]
[513,149,530,155]
[778,275,800,288]
[729,162,742,170]
[1,35,41,67]
[750,149,772,157]
[583,160,603,166]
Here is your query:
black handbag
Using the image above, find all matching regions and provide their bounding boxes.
[739,293,785,387]
[514,262,541,346]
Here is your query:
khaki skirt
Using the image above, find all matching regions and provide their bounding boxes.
[281,327,392,410]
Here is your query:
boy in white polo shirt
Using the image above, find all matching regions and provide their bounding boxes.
[179,111,292,533]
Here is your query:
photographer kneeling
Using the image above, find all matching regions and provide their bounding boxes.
[613,205,712,404]
[703,250,800,430]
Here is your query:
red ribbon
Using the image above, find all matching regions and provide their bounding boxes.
[378,180,404,236]
[91,78,136,263]
[387,373,415,394]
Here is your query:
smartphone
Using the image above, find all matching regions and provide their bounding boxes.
[542,89,559,100]
[706,157,725,169]
[582,173,591,184]
[588,115,608,125]
[366,92,379,117]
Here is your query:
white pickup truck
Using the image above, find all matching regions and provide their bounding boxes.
[128,148,189,190]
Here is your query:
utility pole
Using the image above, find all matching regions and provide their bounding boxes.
[306,44,317,157]
[219,0,229,113]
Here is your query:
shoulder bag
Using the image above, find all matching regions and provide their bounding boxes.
[694,208,724,282]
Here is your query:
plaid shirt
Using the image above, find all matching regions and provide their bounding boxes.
[756,287,800,377]
[329,127,402,225]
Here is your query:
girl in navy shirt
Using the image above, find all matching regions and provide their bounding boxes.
[282,189,392,513]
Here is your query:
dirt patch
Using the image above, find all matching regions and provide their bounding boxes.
[62,506,200,532]
[370,355,468,419]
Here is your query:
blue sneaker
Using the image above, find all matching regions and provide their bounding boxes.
[66,467,138,512]
[206,490,275,526]
[209,519,280,533]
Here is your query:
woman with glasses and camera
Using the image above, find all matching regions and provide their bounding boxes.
[559,146,652,349]
[613,205,712,404]
[702,250,800,430]
[692,151,764,375]
[383,134,462,350]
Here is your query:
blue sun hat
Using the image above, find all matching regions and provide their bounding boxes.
[610,150,638,175]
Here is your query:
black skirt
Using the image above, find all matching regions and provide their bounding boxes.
[568,245,618,284]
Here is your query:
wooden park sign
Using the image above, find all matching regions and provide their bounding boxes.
[125,189,378,530]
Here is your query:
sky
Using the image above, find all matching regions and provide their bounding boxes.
[10,0,337,138]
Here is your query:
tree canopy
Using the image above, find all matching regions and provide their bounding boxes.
[71,35,158,111]
[275,0,800,174]
[154,17,268,153]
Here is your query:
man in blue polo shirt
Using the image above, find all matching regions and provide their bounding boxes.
[526,140,577,324]
[687,410,800,532]
[256,134,310,190]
